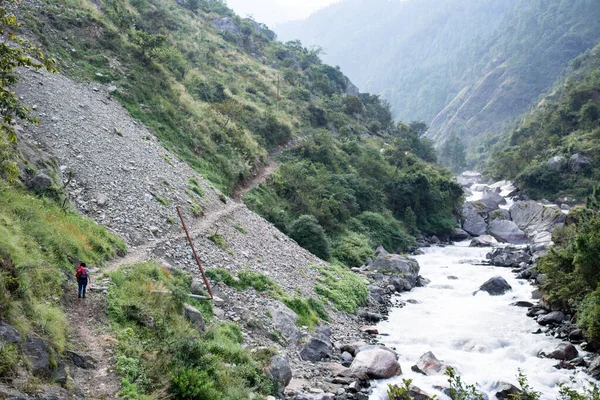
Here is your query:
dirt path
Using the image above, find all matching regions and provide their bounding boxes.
[65,290,120,399]
[231,157,278,202]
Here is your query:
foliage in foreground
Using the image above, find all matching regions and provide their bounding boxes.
[0,183,124,378]
[388,368,600,400]
[538,189,600,341]
[107,262,274,399]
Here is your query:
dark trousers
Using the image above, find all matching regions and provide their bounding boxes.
[78,280,87,297]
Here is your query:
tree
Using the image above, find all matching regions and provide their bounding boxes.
[0,0,55,181]
[440,133,466,173]
[289,215,331,260]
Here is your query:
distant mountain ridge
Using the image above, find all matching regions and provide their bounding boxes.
[277,0,600,156]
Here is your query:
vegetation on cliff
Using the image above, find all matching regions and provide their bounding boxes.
[486,43,600,200]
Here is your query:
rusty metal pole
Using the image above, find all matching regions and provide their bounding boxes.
[176,206,213,300]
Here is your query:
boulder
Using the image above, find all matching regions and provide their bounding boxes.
[190,278,207,295]
[368,285,386,304]
[545,343,578,361]
[457,171,483,186]
[568,153,592,173]
[369,254,420,286]
[411,351,448,376]
[479,192,506,212]
[390,276,412,292]
[489,209,511,221]
[299,327,332,362]
[478,276,512,296]
[486,246,532,267]
[510,301,534,308]
[183,304,206,332]
[588,356,600,379]
[462,202,487,236]
[66,350,96,369]
[267,355,292,396]
[469,235,498,247]
[509,201,566,240]
[358,311,382,323]
[490,381,520,399]
[547,156,567,172]
[450,228,471,241]
[0,321,20,345]
[28,170,54,192]
[350,347,401,379]
[537,311,565,326]
[340,341,368,357]
[23,334,50,377]
[270,301,300,342]
[488,220,528,244]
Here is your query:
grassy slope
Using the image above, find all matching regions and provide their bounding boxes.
[485,42,600,200]
[0,182,124,379]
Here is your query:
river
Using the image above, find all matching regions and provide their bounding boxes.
[369,180,590,400]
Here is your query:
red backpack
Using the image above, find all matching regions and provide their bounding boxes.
[76,266,88,280]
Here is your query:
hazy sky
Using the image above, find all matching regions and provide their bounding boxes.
[226,0,341,27]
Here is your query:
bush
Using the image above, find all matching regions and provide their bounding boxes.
[356,211,415,252]
[172,367,221,399]
[289,215,331,260]
[283,296,327,329]
[578,288,600,341]
[315,264,368,313]
[332,232,373,268]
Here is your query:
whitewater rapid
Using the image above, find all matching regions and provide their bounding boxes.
[369,242,590,400]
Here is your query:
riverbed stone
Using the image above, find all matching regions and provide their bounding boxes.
[462,202,487,236]
[369,254,420,286]
[488,220,528,244]
[451,228,471,241]
[469,235,498,247]
[537,311,565,326]
[411,351,448,376]
[299,327,332,362]
[340,341,368,356]
[545,343,578,361]
[490,381,520,399]
[350,347,401,379]
[478,276,512,296]
[480,192,507,212]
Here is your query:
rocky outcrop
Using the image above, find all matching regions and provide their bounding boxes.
[461,202,487,236]
[479,192,506,212]
[0,321,20,345]
[270,302,300,342]
[568,153,592,173]
[211,17,240,35]
[368,253,420,286]
[547,156,567,171]
[350,347,401,379]
[183,304,206,332]
[23,334,51,377]
[487,220,528,244]
[478,276,512,296]
[509,201,565,245]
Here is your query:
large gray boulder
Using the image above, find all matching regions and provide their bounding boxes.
[568,153,592,173]
[462,202,487,236]
[488,220,528,244]
[0,321,20,345]
[469,235,498,247]
[411,351,449,376]
[23,334,50,377]
[266,355,292,396]
[299,327,332,362]
[486,247,532,267]
[350,347,401,379]
[369,254,420,286]
[478,276,512,296]
[479,192,507,212]
[450,228,471,242]
[538,311,565,326]
[510,201,566,239]
[270,301,300,342]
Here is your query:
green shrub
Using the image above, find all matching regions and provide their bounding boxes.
[332,232,374,268]
[206,268,278,293]
[283,296,327,329]
[357,211,415,252]
[289,215,331,260]
[315,264,368,313]
[0,344,19,378]
[578,288,600,341]
[172,367,221,399]
[387,379,414,400]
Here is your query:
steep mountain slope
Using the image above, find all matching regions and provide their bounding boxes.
[429,0,600,152]
[277,0,517,124]
[485,42,600,200]
[277,0,600,159]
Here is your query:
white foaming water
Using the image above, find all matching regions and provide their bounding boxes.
[369,242,589,400]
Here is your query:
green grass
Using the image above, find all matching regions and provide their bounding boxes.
[208,232,228,250]
[188,179,205,198]
[205,267,278,293]
[315,264,368,313]
[0,183,125,380]
[107,262,274,398]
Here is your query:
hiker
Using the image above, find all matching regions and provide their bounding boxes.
[75,262,90,298]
